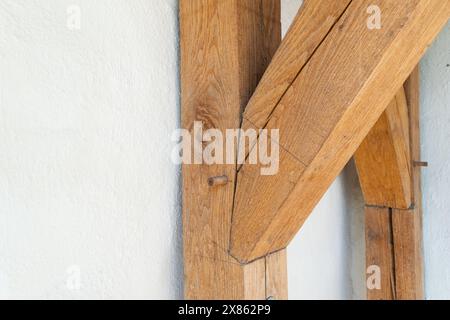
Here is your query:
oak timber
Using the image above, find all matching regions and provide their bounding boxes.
[362,67,424,300]
[365,207,396,300]
[181,0,284,299]
[354,89,412,209]
[396,67,424,300]
[365,206,424,300]
[242,0,351,131]
[265,250,288,300]
[231,0,450,263]
[392,207,424,300]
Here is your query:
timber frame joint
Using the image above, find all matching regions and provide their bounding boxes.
[181,0,449,300]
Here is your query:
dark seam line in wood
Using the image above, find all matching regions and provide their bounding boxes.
[258,0,354,130]
[238,116,309,170]
[237,0,354,173]
[388,208,397,299]
[230,246,288,266]
[365,204,416,212]
[189,254,243,266]
[228,0,277,266]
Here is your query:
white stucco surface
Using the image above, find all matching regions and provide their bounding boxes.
[0,0,182,299]
[421,23,450,300]
[0,0,448,300]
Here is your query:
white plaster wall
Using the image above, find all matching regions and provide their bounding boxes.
[0,0,448,300]
[0,0,182,299]
[421,23,450,300]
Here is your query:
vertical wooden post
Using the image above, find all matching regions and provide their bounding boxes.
[357,67,424,300]
[180,0,285,300]
[395,67,424,300]
[365,207,396,300]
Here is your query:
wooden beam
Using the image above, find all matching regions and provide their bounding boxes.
[365,207,424,300]
[404,67,423,209]
[265,250,288,300]
[362,67,424,300]
[392,207,424,300]
[354,89,412,209]
[365,206,396,300]
[230,0,450,263]
[364,205,424,300]
[242,0,351,131]
[394,67,424,300]
[180,0,285,299]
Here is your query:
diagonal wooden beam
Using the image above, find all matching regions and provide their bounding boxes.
[181,0,286,300]
[242,0,351,131]
[355,88,412,210]
[230,0,450,263]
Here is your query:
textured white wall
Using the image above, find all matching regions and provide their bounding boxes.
[421,23,450,300]
[0,0,448,300]
[0,0,182,299]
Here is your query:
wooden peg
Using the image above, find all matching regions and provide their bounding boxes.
[413,161,428,167]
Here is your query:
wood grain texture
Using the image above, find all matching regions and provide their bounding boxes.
[392,207,424,300]
[265,250,288,300]
[365,207,424,300]
[355,89,412,209]
[230,0,450,263]
[364,68,424,300]
[181,0,284,299]
[365,207,396,300]
[242,0,351,131]
[397,66,424,300]
[404,67,423,207]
